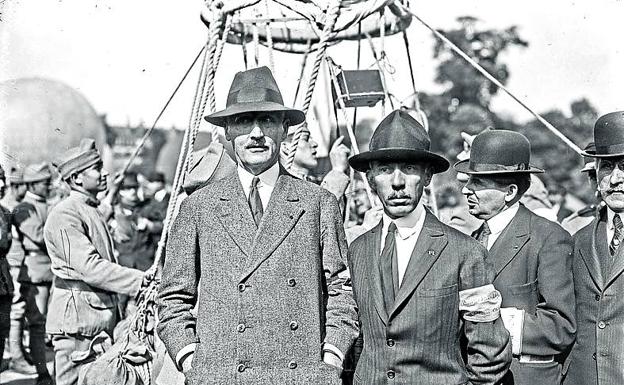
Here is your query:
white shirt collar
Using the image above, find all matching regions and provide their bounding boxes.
[381,201,426,240]
[486,202,520,236]
[237,162,280,198]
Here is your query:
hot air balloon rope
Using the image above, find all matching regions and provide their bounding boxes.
[285,0,342,170]
[292,39,313,105]
[397,2,583,155]
[264,0,275,72]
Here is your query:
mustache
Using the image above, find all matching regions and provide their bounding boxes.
[245,141,267,149]
[388,193,411,200]
[606,188,624,194]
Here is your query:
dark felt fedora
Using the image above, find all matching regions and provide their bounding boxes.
[584,111,624,158]
[204,66,305,127]
[348,110,449,173]
[454,130,543,175]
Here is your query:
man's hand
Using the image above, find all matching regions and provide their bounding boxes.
[181,353,194,373]
[329,136,351,174]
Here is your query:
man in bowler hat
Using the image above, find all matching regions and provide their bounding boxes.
[457,130,576,385]
[157,66,358,384]
[347,110,511,385]
[564,111,624,385]
[44,139,146,385]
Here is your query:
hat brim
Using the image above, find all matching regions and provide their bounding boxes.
[453,159,544,175]
[22,175,51,183]
[582,150,624,158]
[204,102,305,127]
[348,148,450,174]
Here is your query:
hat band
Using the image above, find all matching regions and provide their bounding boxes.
[595,143,624,155]
[469,162,531,172]
[227,88,284,106]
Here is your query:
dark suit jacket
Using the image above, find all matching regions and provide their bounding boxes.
[564,208,624,385]
[482,205,575,385]
[157,171,359,385]
[349,211,511,385]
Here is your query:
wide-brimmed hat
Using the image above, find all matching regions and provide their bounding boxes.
[348,109,449,173]
[584,111,624,158]
[204,66,305,128]
[23,162,52,183]
[454,130,544,175]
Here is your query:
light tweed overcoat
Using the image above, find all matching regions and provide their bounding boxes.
[157,170,359,385]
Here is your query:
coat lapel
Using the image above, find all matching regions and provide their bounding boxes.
[366,222,387,325]
[487,205,530,278]
[216,173,258,258]
[581,216,604,290]
[388,212,446,321]
[602,210,624,288]
[239,174,304,283]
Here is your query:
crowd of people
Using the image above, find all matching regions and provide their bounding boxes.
[1,65,623,385]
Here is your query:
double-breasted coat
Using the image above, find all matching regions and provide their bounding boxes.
[481,205,576,385]
[157,171,359,385]
[564,208,624,385]
[348,211,512,385]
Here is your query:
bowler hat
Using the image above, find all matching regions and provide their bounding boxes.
[585,111,624,158]
[204,66,305,127]
[348,110,449,173]
[23,162,52,183]
[454,130,543,175]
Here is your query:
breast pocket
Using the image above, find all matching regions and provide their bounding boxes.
[500,279,538,313]
[82,291,116,310]
[414,284,458,342]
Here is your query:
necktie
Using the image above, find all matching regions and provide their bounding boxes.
[379,222,398,312]
[610,214,623,256]
[476,222,491,249]
[248,176,263,226]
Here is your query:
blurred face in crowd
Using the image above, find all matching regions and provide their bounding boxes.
[227,111,287,175]
[119,186,140,206]
[142,180,164,200]
[71,162,108,195]
[11,183,27,201]
[29,179,51,198]
[368,161,432,219]
[282,128,318,171]
[597,156,624,212]
[462,175,518,221]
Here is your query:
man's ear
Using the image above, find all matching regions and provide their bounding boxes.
[281,120,290,140]
[423,167,434,187]
[504,184,519,203]
[366,170,377,193]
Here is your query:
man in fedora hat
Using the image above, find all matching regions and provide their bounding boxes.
[456,130,576,385]
[44,139,145,385]
[11,162,54,384]
[158,66,358,384]
[347,110,511,385]
[564,111,624,385]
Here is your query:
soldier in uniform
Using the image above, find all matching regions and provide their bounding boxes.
[44,139,145,385]
[564,111,624,385]
[0,165,14,373]
[457,130,576,385]
[12,162,54,384]
[158,66,358,384]
[1,166,36,374]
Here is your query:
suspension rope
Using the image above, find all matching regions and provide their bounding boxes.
[396,3,582,155]
[293,39,313,104]
[285,0,343,170]
[364,32,394,113]
[263,0,275,72]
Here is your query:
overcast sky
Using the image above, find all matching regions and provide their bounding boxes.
[1,0,623,131]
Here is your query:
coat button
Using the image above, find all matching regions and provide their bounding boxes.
[237,364,246,372]
[288,360,297,369]
[287,278,296,287]
[237,323,246,332]
[592,353,596,360]
[598,321,606,329]
[595,294,601,301]
[238,283,246,292]
[387,370,395,379]
[386,339,395,347]
[289,321,299,330]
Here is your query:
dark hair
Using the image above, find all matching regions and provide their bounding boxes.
[489,174,531,196]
